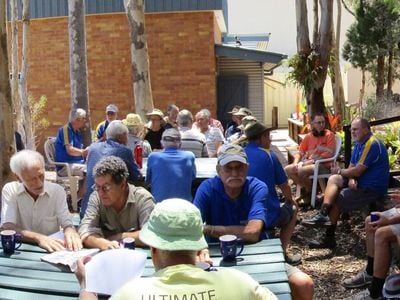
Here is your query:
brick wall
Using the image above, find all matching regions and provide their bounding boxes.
[12,11,219,149]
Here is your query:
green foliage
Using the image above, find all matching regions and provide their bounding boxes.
[286,51,323,96]
[373,121,400,169]
[362,96,383,120]
[28,95,50,136]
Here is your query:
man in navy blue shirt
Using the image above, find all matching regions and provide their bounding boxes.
[146,128,196,202]
[244,122,300,265]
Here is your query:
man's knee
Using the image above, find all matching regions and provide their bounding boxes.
[327,174,343,186]
[289,271,314,300]
[285,164,296,175]
[375,226,396,243]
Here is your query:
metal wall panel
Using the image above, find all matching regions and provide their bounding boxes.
[218,57,264,123]
[10,0,223,19]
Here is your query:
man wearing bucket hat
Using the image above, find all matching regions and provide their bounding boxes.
[145,109,166,150]
[194,144,314,300]
[95,104,119,142]
[230,115,258,146]
[225,105,242,139]
[122,113,152,157]
[244,122,301,266]
[76,198,277,299]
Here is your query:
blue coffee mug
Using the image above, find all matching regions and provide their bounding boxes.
[122,237,135,250]
[219,234,244,261]
[1,230,22,255]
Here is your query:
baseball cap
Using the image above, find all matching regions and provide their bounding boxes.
[238,116,258,130]
[233,107,252,117]
[122,113,143,127]
[217,144,248,166]
[244,122,272,139]
[106,104,118,113]
[383,273,400,298]
[162,128,181,142]
[139,198,208,251]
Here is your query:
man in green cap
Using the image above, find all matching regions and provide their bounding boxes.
[76,198,277,299]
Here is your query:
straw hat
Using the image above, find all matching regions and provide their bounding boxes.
[122,113,143,127]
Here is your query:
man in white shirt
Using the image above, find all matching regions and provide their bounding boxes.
[0,150,82,252]
[195,109,224,157]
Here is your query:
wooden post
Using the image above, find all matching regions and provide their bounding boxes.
[272,106,278,129]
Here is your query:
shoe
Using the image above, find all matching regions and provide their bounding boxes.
[308,235,336,249]
[344,289,383,300]
[285,253,302,266]
[301,212,332,228]
[342,270,373,289]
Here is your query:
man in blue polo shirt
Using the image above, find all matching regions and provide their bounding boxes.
[146,128,196,202]
[193,144,314,300]
[244,122,301,265]
[95,104,119,142]
[55,108,89,177]
[302,117,389,249]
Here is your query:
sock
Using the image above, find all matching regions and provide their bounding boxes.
[369,277,385,298]
[321,204,331,216]
[366,256,374,276]
[326,225,336,237]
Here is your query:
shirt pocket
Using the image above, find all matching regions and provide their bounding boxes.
[40,216,59,235]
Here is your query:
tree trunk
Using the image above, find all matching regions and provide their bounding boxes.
[10,0,22,138]
[19,0,34,149]
[295,0,311,54]
[387,49,393,99]
[124,0,154,121]
[376,54,385,101]
[68,0,92,146]
[359,68,366,114]
[312,0,319,48]
[0,1,16,188]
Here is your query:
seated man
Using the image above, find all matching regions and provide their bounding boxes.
[95,104,119,142]
[194,109,224,158]
[146,128,196,202]
[302,117,389,249]
[55,108,89,177]
[194,144,314,300]
[79,156,155,250]
[244,122,301,265]
[342,192,400,300]
[177,109,208,158]
[76,198,277,299]
[81,120,141,218]
[0,150,81,252]
[163,104,179,129]
[284,112,336,205]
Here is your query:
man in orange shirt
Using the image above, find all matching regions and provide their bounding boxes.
[284,113,336,206]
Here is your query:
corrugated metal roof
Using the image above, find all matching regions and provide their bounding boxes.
[7,0,223,19]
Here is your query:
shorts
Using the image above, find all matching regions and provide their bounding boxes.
[58,163,86,177]
[317,164,330,175]
[285,263,301,277]
[380,207,400,236]
[276,202,295,227]
[336,187,382,213]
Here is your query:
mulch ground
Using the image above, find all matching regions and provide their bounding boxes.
[291,207,372,300]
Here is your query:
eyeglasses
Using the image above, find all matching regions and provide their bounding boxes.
[92,183,113,193]
[313,121,325,125]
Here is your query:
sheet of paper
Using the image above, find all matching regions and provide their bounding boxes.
[85,249,147,295]
[41,248,100,272]
[49,230,65,240]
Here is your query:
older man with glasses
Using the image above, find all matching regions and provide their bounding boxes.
[79,156,155,250]
[284,112,336,206]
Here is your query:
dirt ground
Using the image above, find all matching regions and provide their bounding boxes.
[292,207,374,300]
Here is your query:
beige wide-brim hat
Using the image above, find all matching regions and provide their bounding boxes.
[146,109,164,119]
[233,107,252,117]
[122,113,143,127]
[245,122,272,139]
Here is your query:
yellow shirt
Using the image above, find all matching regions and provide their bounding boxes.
[111,264,277,300]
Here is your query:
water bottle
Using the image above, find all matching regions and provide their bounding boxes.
[134,143,143,168]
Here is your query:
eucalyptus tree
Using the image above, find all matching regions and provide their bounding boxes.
[0,1,16,187]
[124,0,154,121]
[68,0,92,146]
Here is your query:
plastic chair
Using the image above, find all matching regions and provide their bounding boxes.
[309,134,342,207]
[44,137,82,212]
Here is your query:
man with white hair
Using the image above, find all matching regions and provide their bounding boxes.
[55,108,89,177]
[0,150,82,252]
[194,109,224,157]
[146,128,196,202]
[76,198,277,299]
[177,109,208,157]
[80,120,141,218]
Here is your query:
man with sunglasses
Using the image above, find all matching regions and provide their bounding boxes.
[79,156,155,250]
[284,112,336,206]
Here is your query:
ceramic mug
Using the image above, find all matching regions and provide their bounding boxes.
[219,234,244,261]
[122,237,135,250]
[1,230,22,255]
